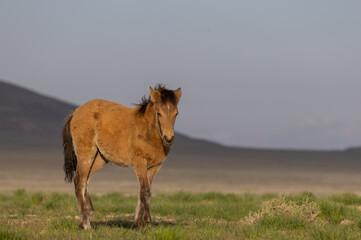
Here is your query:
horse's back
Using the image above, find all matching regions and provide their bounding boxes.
[73,98,129,119]
[71,99,120,140]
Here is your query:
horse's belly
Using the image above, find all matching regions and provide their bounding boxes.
[102,149,132,166]
[96,139,132,165]
[113,161,131,168]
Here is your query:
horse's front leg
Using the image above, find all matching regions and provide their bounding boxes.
[133,160,151,228]
[140,164,162,223]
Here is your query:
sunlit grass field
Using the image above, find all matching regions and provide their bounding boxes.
[2,190,361,239]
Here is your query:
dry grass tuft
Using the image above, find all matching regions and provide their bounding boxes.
[240,196,320,225]
[340,219,355,226]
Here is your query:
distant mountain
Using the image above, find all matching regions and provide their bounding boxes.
[0,80,75,135]
[345,146,361,153]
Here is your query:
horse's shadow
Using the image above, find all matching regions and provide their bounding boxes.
[92,219,176,229]
[92,219,134,229]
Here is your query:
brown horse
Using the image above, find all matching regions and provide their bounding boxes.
[62,84,181,229]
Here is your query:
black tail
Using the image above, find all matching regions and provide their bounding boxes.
[62,113,77,183]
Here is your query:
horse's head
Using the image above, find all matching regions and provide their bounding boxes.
[150,86,182,146]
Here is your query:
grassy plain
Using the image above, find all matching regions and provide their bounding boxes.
[2,190,361,239]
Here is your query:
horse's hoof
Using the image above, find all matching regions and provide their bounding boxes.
[143,218,152,226]
[144,217,152,226]
[133,220,144,229]
[80,223,92,230]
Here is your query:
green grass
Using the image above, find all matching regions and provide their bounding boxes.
[1,190,361,239]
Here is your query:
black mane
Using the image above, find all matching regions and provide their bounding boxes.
[137,95,150,115]
[136,84,176,115]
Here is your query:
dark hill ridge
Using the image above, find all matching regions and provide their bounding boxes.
[0,80,75,135]
[345,146,361,152]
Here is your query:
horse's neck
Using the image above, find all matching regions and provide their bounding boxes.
[141,109,171,155]
[144,107,159,138]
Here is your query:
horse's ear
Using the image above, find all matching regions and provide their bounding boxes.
[150,87,161,103]
[174,88,182,104]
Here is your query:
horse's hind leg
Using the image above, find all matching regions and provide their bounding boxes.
[84,187,94,218]
[73,146,98,230]
[85,154,107,218]
[74,171,89,229]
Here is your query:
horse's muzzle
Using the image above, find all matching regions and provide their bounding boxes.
[163,136,175,146]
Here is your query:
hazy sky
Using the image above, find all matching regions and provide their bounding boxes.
[0,1,360,150]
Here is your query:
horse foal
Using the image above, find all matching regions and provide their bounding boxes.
[62,85,181,229]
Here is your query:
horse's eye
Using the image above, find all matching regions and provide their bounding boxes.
[157,113,162,117]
